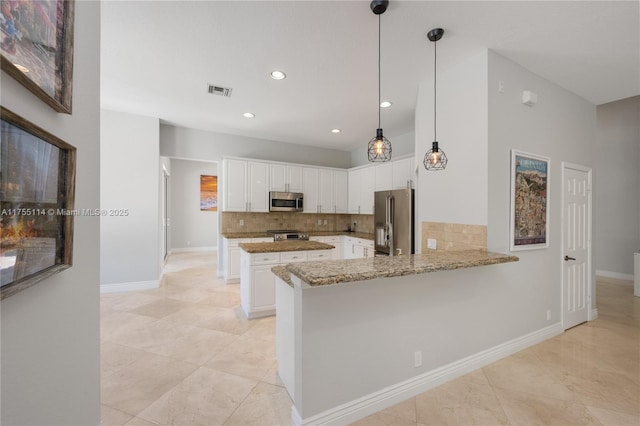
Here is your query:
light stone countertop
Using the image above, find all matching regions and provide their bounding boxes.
[285,250,519,287]
[239,240,335,253]
[271,265,294,287]
[222,231,374,241]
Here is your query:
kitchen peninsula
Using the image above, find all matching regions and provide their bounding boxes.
[274,250,520,425]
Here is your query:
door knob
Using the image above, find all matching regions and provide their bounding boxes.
[564,255,576,261]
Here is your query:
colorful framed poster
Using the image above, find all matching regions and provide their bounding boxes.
[1,0,75,113]
[1,107,77,300]
[510,150,550,251]
[200,175,217,211]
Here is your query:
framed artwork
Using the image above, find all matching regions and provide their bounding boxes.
[510,150,550,251]
[200,175,218,211]
[1,0,75,113]
[1,107,76,300]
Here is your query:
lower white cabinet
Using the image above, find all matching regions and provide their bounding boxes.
[343,236,374,259]
[309,236,341,259]
[240,249,330,318]
[223,237,272,283]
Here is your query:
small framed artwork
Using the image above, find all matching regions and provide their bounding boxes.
[1,0,75,113]
[1,107,77,300]
[510,150,550,251]
[200,175,218,211]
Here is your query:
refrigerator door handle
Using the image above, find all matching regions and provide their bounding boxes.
[386,195,395,256]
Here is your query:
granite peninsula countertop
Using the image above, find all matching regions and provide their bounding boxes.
[223,231,374,240]
[271,265,294,287]
[239,240,335,253]
[285,250,519,287]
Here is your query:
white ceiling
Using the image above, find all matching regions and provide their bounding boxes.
[101,1,639,152]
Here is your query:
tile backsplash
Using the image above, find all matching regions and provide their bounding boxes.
[222,212,374,234]
[422,222,487,251]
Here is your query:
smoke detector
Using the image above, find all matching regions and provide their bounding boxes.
[207,84,232,97]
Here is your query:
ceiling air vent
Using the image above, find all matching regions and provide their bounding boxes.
[207,84,232,97]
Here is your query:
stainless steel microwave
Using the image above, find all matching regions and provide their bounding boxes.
[269,191,304,212]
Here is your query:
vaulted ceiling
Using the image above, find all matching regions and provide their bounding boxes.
[101,1,639,152]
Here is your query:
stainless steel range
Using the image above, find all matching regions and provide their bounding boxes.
[267,229,309,242]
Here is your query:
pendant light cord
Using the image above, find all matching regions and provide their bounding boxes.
[433,38,437,142]
[378,14,381,129]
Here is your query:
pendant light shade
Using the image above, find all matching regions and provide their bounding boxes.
[423,28,447,171]
[368,1,392,162]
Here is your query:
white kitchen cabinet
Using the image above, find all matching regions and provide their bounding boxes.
[241,251,280,318]
[309,236,341,259]
[222,159,269,212]
[342,236,374,259]
[318,169,347,214]
[270,164,303,193]
[375,162,393,191]
[223,159,248,212]
[392,157,415,189]
[223,236,272,283]
[348,167,375,214]
[302,167,319,213]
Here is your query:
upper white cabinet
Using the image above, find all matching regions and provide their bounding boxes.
[270,164,303,193]
[392,157,415,189]
[348,166,375,214]
[375,162,393,191]
[302,167,319,213]
[222,159,269,212]
[319,169,347,214]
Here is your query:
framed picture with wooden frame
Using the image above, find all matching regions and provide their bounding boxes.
[0,107,76,300]
[510,149,550,251]
[1,0,75,113]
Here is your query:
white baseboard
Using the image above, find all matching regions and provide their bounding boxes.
[170,246,217,253]
[100,280,159,294]
[293,322,563,426]
[596,270,634,281]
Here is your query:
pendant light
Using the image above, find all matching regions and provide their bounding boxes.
[368,0,392,162]
[423,28,448,171]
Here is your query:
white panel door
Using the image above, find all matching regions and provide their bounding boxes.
[393,157,415,189]
[318,169,334,213]
[287,165,303,192]
[375,162,393,191]
[360,166,375,214]
[562,164,591,330]
[269,164,287,192]
[348,169,362,214]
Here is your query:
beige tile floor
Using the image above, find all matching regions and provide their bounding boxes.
[101,253,640,426]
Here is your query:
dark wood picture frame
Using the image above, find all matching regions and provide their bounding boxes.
[1,107,76,300]
[1,0,75,113]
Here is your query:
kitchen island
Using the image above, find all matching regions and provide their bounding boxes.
[274,250,530,425]
[238,240,334,318]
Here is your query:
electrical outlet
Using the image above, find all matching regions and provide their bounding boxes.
[239,219,244,226]
[323,219,327,225]
[546,310,551,321]
[427,239,437,250]
[414,350,422,367]
[318,219,322,225]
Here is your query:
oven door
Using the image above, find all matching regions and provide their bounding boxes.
[270,192,303,212]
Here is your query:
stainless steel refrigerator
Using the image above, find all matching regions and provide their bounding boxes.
[374,189,414,256]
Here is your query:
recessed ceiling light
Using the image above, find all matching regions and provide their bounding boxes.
[270,70,286,80]
[243,112,255,118]
[380,101,392,108]
[13,64,29,73]
[331,129,341,133]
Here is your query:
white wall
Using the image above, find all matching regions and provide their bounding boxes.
[415,51,489,227]
[0,2,101,424]
[160,124,352,168]
[414,48,596,340]
[170,159,218,250]
[101,110,160,287]
[487,50,596,316]
[349,130,416,167]
[594,96,640,277]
